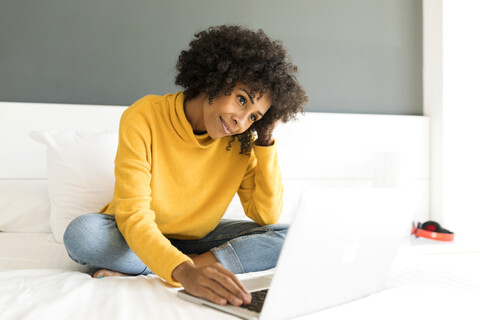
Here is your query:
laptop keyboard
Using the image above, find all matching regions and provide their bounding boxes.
[240,289,269,313]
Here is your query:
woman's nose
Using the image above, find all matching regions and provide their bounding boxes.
[232,112,249,132]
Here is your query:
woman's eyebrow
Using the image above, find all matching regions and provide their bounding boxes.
[240,88,254,104]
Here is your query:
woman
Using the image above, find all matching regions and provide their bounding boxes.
[64,25,307,307]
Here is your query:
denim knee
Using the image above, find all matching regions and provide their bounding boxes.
[211,223,289,274]
[261,223,289,240]
[63,214,99,265]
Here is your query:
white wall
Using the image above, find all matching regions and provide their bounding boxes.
[424,0,480,243]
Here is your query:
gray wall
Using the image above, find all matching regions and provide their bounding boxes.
[0,0,422,115]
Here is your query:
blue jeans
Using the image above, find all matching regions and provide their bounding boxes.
[63,213,288,275]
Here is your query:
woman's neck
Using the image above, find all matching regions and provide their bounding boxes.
[184,93,207,133]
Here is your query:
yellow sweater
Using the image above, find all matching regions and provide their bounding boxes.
[100,92,283,286]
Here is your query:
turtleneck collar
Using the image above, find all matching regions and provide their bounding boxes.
[171,92,218,148]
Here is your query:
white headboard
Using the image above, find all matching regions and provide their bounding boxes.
[275,112,428,181]
[0,102,127,179]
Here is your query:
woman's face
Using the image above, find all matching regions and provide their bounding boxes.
[202,84,271,139]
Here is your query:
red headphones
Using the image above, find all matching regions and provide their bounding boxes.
[411,221,455,242]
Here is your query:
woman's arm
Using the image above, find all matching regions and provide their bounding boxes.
[112,100,192,286]
[237,143,283,225]
[237,119,284,224]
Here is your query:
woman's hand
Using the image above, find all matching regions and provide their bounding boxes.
[255,119,282,146]
[173,261,251,306]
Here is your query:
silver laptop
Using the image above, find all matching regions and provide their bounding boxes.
[178,187,412,320]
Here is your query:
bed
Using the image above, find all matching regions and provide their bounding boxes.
[1,100,478,320]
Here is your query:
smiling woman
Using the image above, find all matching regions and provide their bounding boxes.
[62,25,308,308]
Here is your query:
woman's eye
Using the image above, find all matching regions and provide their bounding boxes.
[249,114,257,122]
[238,95,247,105]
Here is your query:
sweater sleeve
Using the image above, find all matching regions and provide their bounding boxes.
[112,99,191,286]
[237,141,283,225]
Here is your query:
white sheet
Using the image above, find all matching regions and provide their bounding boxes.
[1,235,479,320]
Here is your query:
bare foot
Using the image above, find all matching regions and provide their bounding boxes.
[92,269,131,278]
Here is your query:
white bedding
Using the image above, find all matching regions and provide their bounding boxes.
[1,234,479,320]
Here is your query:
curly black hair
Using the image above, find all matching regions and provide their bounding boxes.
[175,25,308,154]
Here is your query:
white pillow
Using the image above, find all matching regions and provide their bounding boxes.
[0,180,51,233]
[30,131,118,243]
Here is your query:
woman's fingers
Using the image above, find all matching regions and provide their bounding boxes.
[178,263,251,306]
[202,275,244,306]
[211,263,251,303]
[205,265,251,305]
[201,287,227,305]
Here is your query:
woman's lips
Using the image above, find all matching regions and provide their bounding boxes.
[220,116,232,134]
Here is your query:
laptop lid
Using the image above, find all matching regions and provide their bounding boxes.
[259,187,411,320]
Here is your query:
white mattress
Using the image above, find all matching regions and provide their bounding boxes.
[1,233,479,320]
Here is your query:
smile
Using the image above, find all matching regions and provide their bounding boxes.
[220,116,232,134]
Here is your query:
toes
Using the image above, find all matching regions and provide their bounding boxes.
[91,269,130,278]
